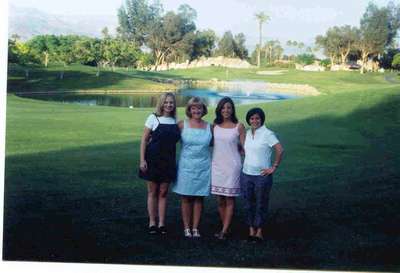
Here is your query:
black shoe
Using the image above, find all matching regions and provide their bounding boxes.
[158,226,167,235]
[247,235,256,243]
[254,236,264,243]
[217,232,228,240]
[148,225,158,235]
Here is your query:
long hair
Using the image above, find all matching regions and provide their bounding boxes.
[154,92,177,118]
[214,97,238,124]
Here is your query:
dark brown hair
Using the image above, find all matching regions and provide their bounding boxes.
[214,97,238,124]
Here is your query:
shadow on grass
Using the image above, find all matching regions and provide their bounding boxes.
[3,95,400,271]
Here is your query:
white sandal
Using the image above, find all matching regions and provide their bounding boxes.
[184,228,192,238]
[192,228,201,238]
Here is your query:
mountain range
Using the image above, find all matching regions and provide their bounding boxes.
[8,4,118,40]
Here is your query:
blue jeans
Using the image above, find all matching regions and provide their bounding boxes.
[240,172,273,228]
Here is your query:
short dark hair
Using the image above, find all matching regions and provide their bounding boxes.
[246,108,265,125]
[214,97,238,124]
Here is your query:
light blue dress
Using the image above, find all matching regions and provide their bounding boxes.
[172,120,212,196]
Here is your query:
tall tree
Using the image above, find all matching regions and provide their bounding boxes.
[234,33,248,59]
[275,44,284,61]
[264,40,279,63]
[167,4,197,63]
[315,34,339,66]
[385,1,400,47]
[356,3,390,73]
[217,31,236,57]
[117,0,162,46]
[147,5,197,69]
[337,25,358,64]
[191,29,216,60]
[317,25,358,65]
[255,12,269,67]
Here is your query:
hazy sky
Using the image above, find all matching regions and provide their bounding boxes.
[7,0,397,46]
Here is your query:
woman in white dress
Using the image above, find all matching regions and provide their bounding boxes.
[211,97,245,239]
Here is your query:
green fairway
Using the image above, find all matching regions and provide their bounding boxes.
[4,66,400,271]
[7,64,179,93]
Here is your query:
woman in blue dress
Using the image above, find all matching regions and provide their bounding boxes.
[172,97,212,238]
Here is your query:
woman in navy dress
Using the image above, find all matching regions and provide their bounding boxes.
[139,92,180,235]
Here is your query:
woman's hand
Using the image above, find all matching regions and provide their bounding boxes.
[140,160,148,172]
[260,166,276,176]
[260,143,284,176]
[140,127,151,173]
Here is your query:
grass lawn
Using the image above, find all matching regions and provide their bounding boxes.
[4,65,400,271]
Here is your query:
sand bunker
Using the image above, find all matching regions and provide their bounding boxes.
[256,70,288,75]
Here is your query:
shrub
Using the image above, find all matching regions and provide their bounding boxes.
[392,53,400,70]
[319,59,331,67]
[295,53,316,65]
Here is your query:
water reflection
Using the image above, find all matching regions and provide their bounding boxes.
[17,88,297,108]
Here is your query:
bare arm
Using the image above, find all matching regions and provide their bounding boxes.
[272,143,284,169]
[139,127,152,172]
[238,123,246,155]
[210,123,215,146]
[178,120,184,131]
[260,143,284,176]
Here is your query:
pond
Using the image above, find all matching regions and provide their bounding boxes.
[17,88,298,108]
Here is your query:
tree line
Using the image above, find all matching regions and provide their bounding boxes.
[8,0,400,73]
[8,0,250,73]
[315,2,400,73]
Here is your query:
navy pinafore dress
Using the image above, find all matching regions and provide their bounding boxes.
[139,114,180,183]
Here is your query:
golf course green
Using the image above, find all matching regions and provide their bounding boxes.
[4,64,400,271]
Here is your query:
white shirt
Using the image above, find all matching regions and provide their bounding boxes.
[145,114,176,131]
[243,126,279,176]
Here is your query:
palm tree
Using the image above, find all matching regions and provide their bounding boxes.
[255,12,270,67]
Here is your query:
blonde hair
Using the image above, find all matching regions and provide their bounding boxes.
[185,97,208,118]
[155,92,177,118]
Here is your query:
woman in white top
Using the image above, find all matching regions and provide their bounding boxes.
[240,107,284,242]
[139,92,180,235]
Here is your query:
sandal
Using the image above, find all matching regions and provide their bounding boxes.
[216,231,228,240]
[192,229,201,238]
[158,226,167,235]
[148,225,158,235]
[184,228,192,238]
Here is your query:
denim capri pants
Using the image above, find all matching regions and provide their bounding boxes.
[240,172,273,228]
